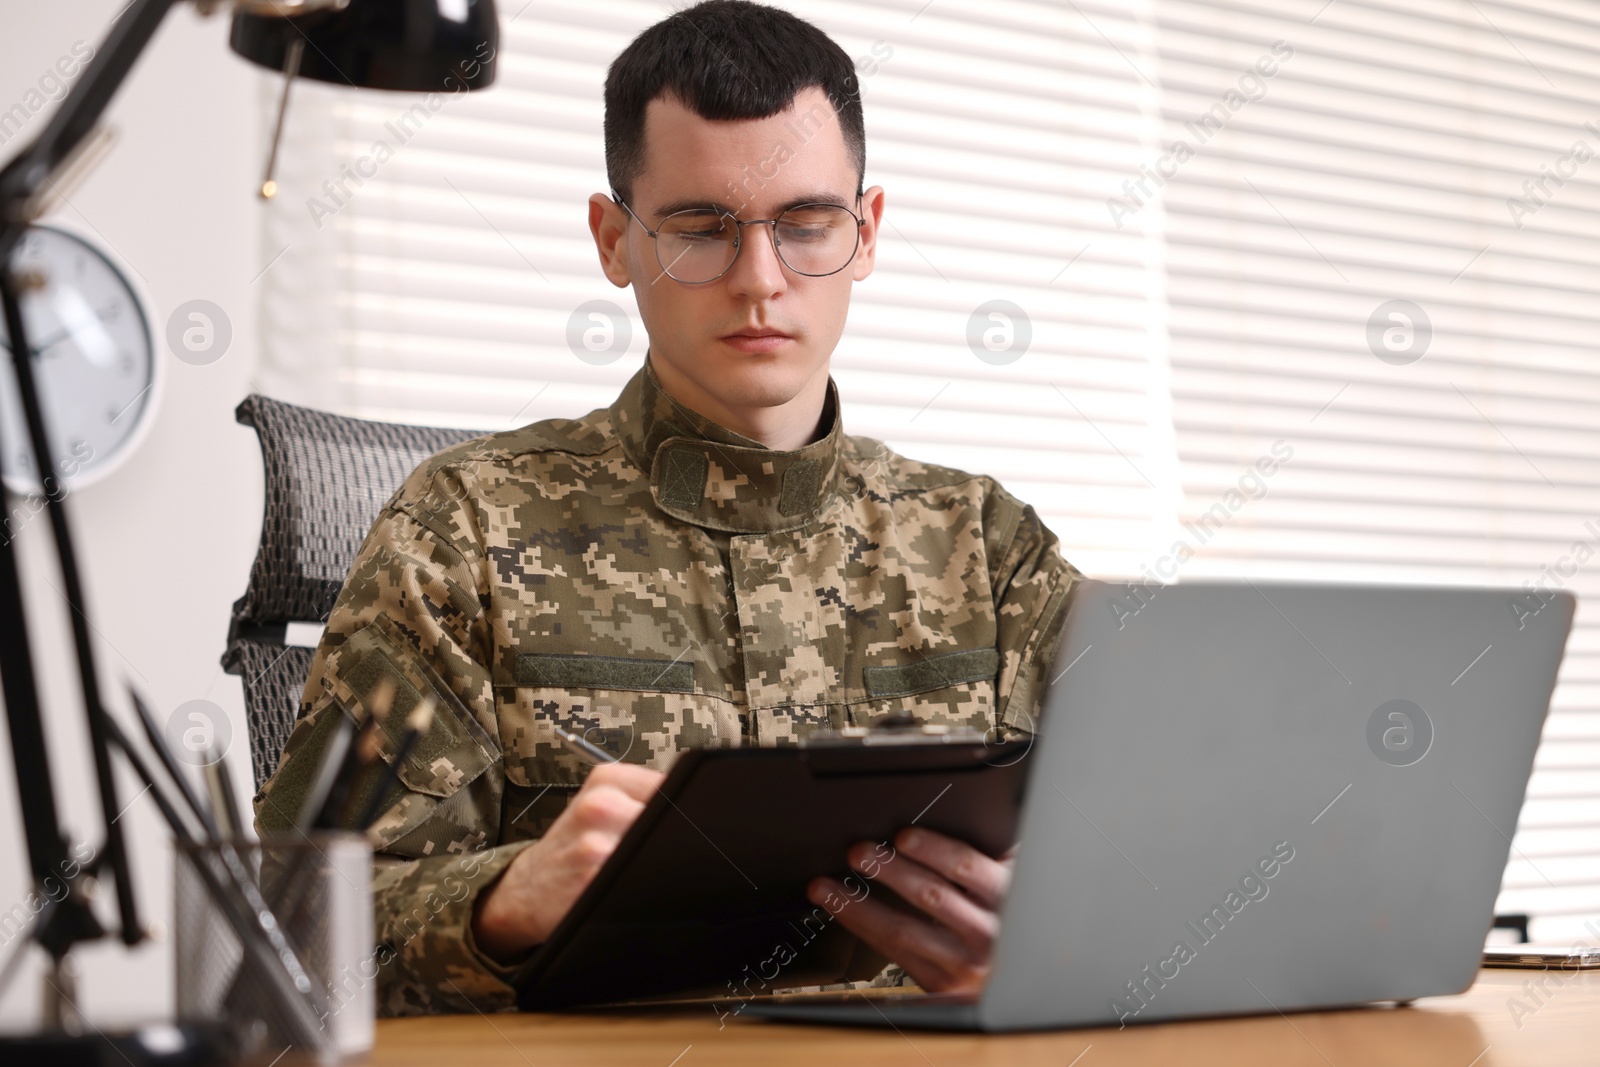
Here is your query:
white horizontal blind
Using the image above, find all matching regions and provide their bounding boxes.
[255,0,1179,578]
[814,0,1180,577]
[1143,0,1600,940]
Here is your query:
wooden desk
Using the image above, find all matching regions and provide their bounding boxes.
[366,968,1598,1065]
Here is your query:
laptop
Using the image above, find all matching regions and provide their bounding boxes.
[745,578,1575,1031]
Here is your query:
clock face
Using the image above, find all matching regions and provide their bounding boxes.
[0,224,158,493]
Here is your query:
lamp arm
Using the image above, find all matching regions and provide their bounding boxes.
[0,0,186,957]
[0,0,182,256]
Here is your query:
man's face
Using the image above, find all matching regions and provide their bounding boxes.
[591,86,883,426]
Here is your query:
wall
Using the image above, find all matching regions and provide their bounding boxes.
[0,1,263,1028]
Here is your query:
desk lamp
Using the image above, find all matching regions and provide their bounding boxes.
[0,2,496,1063]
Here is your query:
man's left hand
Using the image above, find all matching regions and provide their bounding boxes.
[806,827,1012,995]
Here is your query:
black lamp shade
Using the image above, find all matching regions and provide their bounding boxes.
[230,0,498,93]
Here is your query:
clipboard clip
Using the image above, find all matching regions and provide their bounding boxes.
[800,711,988,747]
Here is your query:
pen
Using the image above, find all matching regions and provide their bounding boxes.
[318,677,394,829]
[296,676,400,832]
[326,713,385,829]
[352,696,435,833]
[127,684,218,840]
[203,747,247,841]
[294,713,355,833]
[554,725,617,765]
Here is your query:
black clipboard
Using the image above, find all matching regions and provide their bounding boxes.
[515,738,1032,1009]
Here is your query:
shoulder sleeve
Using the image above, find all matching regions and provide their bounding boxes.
[984,482,1082,734]
[252,466,532,1015]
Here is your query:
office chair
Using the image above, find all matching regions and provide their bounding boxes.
[223,394,481,790]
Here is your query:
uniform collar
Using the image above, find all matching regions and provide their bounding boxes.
[610,354,844,534]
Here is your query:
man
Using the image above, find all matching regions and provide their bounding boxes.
[255,0,1080,1016]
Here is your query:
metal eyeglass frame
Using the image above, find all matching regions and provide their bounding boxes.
[611,190,867,283]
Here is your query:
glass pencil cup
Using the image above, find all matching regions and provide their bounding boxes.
[174,832,374,1064]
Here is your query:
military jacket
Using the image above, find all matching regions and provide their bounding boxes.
[254,355,1081,1016]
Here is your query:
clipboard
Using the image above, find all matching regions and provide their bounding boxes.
[515,737,1033,1009]
[1482,943,1600,970]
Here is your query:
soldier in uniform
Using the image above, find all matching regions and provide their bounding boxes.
[254,0,1082,1016]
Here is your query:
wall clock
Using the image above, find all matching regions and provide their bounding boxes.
[0,220,160,495]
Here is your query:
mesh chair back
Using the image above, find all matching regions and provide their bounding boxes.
[224,394,481,789]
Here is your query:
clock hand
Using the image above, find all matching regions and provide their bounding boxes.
[29,324,80,353]
[30,297,118,362]
[9,319,78,354]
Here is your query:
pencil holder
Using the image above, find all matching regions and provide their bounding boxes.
[174,832,373,1063]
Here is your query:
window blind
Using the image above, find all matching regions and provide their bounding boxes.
[1145,0,1600,940]
[256,0,1600,940]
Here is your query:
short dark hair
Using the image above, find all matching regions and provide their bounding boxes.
[604,0,866,207]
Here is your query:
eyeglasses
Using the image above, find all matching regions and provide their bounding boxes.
[612,191,866,284]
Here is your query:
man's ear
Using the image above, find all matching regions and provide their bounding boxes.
[589,193,633,288]
[852,185,885,282]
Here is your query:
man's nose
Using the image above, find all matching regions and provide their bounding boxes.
[724,221,787,299]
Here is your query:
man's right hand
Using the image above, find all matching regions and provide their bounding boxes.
[471,761,664,962]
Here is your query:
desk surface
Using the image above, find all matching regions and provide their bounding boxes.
[366,968,1597,1066]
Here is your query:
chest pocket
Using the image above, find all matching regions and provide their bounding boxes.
[747,644,1003,744]
[859,644,1001,735]
[494,651,743,788]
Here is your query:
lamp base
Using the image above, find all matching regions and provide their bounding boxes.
[0,1024,232,1067]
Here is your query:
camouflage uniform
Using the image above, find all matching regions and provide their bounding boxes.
[253,354,1081,1016]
